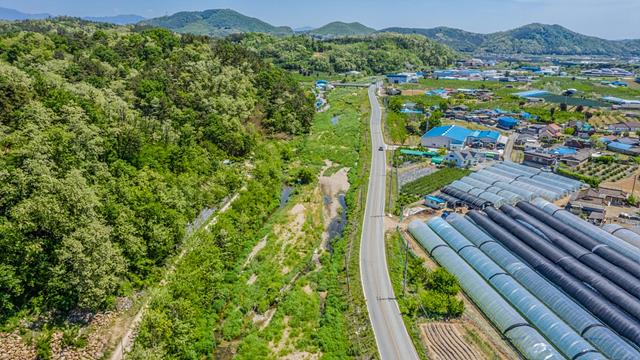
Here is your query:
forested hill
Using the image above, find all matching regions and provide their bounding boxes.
[140,9,294,37]
[238,33,458,75]
[0,18,313,316]
[382,23,640,56]
[306,21,376,37]
[381,27,485,53]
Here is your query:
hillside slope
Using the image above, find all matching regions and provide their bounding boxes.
[140,8,293,37]
[382,26,485,53]
[0,17,312,318]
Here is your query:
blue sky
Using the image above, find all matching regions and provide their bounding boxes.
[1,0,639,39]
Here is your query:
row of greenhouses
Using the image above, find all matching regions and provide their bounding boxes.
[409,198,640,359]
[437,162,584,209]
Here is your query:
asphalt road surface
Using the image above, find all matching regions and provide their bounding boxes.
[360,84,420,360]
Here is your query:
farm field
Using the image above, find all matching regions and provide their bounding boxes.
[420,323,486,360]
[573,161,638,184]
[533,77,640,100]
[402,168,471,196]
[589,112,634,127]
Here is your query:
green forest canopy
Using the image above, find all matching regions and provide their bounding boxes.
[0,18,314,316]
[236,32,458,75]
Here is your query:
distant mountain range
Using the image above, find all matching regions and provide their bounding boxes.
[0,7,144,25]
[2,6,640,56]
[83,15,146,25]
[140,9,293,37]
[139,9,640,56]
[381,23,640,56]
[0,7,50,20]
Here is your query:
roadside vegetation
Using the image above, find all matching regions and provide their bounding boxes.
[130,87,376,358]
[386,232,464,359]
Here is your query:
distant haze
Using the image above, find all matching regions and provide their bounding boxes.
[1,0,639,39]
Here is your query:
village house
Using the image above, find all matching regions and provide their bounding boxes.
[444,150,482,168]
[559,149,592,167]
[518,124,546,136]
[608,121,640,134]
[539,124,563,142]
[567,187,630,224]
[564,138,592,149]
[524,150,557,168]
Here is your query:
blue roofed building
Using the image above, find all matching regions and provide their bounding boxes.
[611,81,628,87]
[315,80,329,90]
[425,195,446,210]
[421,125,501,150]
[608,141,640,155]
[497,116,519,130]
[467,130,501,148]
[400,102,424,114]
[420,125,473,150]
[548,147,577,156]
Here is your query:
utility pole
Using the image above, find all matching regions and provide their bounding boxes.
[633,173,639,201]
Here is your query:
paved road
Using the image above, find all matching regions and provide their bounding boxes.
[503,133,519,163]
[360,85,420,360]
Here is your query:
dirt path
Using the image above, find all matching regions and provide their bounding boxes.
[109,193,241,360]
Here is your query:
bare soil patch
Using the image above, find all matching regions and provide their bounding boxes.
[401,89,427,96]
[601,169,640,197]
[420,322,485,360]
[319,160,350,242]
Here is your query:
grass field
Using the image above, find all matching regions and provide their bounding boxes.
[533,77,640,100]
[298,87,368,167]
